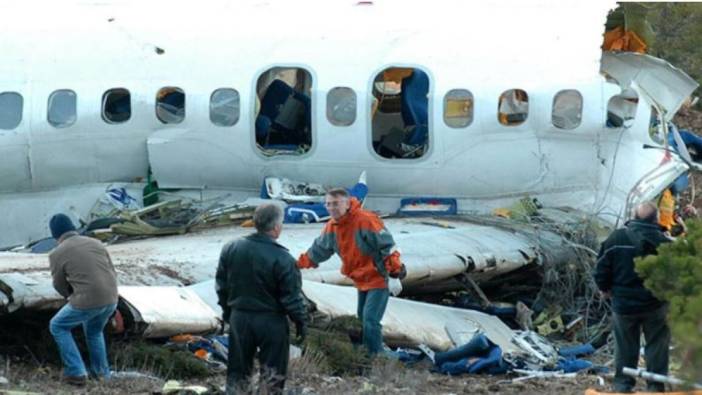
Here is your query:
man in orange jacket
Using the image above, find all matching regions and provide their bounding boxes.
[298,188,406,355]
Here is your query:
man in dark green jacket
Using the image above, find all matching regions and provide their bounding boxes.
[216,203,306,395]
[594,202,671,393]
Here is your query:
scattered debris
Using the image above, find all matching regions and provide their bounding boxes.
[0,189,621,391]
[164,334,247,373]
[110,370,161,381]
[623,367,702,390]
[162,380,209,394]
[397,197,457,216]
[507,369,577,383]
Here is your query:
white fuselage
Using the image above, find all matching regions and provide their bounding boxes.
[0,0,690,247]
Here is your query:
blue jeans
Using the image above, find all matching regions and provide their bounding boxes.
[49,303,117,378]
[357,288,389,354]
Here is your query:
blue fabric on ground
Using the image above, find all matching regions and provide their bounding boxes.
[467,345,504,374]
[556,358,592,373]
[213,335,228,348]
[185,336,228,362]
[434,334,506,375]
[558,343,595,358]
[389,348,425,364]
[434,333,490,366]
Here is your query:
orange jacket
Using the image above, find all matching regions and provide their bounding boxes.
[298,198,402,291]
[658,189,675,231]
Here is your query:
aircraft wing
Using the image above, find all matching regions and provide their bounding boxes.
[0,212,583,315]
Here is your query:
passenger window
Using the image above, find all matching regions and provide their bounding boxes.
[498,89,528,126]
[0,92,23,130]
[156,87,185,124]
[255,67,313,156]
[102,88,131,124]
[327,87,356,126]
[371,67,430,159]
[552,90,582,130]
[444,89,473,128]
[607,88,638,128]
[48,89,77,128]
[210,88,239,127]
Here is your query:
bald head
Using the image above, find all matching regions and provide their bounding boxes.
[635,202,658,223]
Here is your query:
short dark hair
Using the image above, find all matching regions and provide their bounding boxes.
[325,188,349,199]
[254,204,283,233]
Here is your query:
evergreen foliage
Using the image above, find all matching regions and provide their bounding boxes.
[636,220,702,383]
[647,2,702,99]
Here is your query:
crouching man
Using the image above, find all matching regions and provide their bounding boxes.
[48,214,118,386]
[216,204,307,394]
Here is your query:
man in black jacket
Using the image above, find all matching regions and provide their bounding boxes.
[595,202,671,393]
[216,203,307,394]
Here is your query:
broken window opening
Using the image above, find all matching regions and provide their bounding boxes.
[156,87,185,124]
[444,89,473,128]
[649,106,665,144]
[551,90,582,130]
[606,88,638,129]
[498,89,528,126]
[210,88,240,127]
[0,92,23,130]
[255,67,313,156]
[102,88,131,124]
[48,89,77,128]
[327,87,356,127]
[372,67,430,159]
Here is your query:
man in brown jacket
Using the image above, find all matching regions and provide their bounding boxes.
[48,214,118,386]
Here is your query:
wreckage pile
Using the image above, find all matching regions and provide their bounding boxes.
[0,179,623,392]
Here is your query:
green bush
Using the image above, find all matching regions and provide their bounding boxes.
[636,219,702,383]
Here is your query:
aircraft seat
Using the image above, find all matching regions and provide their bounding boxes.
[255,79,311,148]
[376,70,429,158]
[400,69,429,146]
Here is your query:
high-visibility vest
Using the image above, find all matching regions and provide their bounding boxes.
[658,189,676,231]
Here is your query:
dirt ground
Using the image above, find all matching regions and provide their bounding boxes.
[0,354,613,395]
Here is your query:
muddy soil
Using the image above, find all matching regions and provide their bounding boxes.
[0,354,614,395]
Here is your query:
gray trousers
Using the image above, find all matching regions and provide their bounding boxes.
[612,304,670,393]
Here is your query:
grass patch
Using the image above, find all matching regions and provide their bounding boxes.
[110,339,210,379]
[302,316,372,376]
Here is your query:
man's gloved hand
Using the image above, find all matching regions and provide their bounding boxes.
[294,321,307,343]
[389,263,407,280]
[388,277,403,296]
